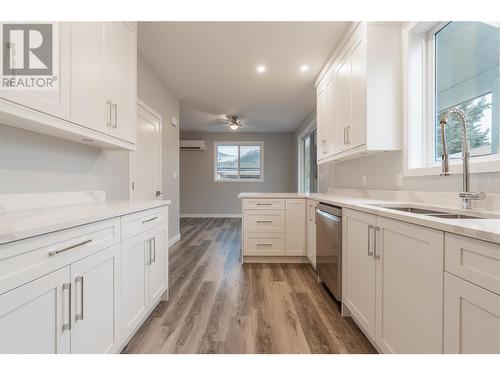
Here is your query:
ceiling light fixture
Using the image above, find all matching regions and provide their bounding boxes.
[230,124,239,130]
[300,65,309,72]
[256,65,266,73]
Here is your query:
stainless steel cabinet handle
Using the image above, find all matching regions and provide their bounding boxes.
[151,237,156,263]
[256,243,273,247]
[142,216,158,224]
[106,100,112,128]
[112,103,118,128]
[62,283,71,331]
[146,238,152,265]
[75,276,84,321]
[256,203,272,206]
[347,126,351,144]
[322,139,327,154]
[374,226,380,259]
[344,127,348,144]
[48,239,92,256]
[367,225,374,256]
[256,220,272,223]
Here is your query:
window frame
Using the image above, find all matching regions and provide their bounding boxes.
[403,21,500,177]
[213,141,264,183]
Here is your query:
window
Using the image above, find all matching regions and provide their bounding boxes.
[404,21,500,176]
[299,128,318,193]
[214,142,263,182]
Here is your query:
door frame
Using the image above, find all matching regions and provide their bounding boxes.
[297,118,317,193]
[130,100,163,199]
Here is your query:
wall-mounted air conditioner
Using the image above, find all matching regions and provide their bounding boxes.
[180,140,206,151]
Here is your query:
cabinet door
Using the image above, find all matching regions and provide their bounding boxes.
[342,209,376,339]
[285,199,306,256]
[121,232,148,341]
[316,84,328,160]
[0,267,70,354]
[148,225,168,305]
[70,244,121,354]
[375,217,443,353]
[0,23,71,120]
[348,37,366,149]
[336,58,352,154]
[444,273,500,354]
[70,22,109,132]
[107,22,137,143]
[306,200,317,268]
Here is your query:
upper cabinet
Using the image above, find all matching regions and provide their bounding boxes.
[0,22,137,150]
[316,22,402,163]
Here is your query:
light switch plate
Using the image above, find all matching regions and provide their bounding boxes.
[170,116,178,127]
[362,176,367,186]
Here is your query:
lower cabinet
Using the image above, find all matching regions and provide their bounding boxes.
[444,273,500,353]
[121,223,168,342]
[306,199,317,268]
[0,267,71,354]
[285,199,306,256]
[343,209,444,353]
[70,244,121,354]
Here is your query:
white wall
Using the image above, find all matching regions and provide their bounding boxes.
[180,131,296,216]
[137,54,180,240]
[0,124,130,199]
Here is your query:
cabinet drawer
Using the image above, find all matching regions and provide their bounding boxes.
[243,199,285,210]
[244,233,285,256]
[243,210,285,233]
[121,206,168,240]
[445,234,500,295]
[0,218,120,295]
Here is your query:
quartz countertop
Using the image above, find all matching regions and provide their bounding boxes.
[238,192,500,245]
[0,200,171,245]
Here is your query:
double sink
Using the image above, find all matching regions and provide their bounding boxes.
[369,204,487,219]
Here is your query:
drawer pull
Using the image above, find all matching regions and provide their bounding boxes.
[142,216,158,224]
[256,243,273,247]
[256,220,273,223]
[48,239,92,256]
[75,276,84,321]
[256,203,272,206]
[62,283,71,331]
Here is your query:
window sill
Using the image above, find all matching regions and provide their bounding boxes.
[404,155,500,177]
[213,179,264,183]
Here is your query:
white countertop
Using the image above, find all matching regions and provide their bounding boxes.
[238,192,500,245]
[0,200,171,245]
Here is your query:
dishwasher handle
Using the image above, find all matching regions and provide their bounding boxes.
[316,209,342,223]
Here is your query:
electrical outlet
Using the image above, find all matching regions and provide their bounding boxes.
[173,171,177,179]
[396,172,403,187]
[362,176,367,186]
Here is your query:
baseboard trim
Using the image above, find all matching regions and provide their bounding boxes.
[180,213,242,218]
[168,234,181,247]
[243,256,309,264]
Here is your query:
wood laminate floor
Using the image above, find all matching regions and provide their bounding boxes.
[122,217,376,354]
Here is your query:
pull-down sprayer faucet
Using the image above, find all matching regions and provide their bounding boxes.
[439,107,485,209]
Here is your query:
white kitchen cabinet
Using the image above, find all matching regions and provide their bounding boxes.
[107,22,137,144]
[375,217,444,354]
[306,199,317,268]
[285,199,306,256]
[316,22,401,163]
[70,22,109,133]
[120,223,169,342]
[444,273,500,354]
[343,209,377,339]
[0,22,71,120]
[70,244,121,354]
[0,267,71,354]
[343,209,444,353]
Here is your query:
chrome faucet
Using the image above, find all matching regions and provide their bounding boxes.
[439,107,485,209]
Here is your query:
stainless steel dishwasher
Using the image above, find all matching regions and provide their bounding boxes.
[316,203,342,302]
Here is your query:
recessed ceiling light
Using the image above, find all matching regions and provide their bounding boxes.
[256,65,266,73]
[300,65,309,72]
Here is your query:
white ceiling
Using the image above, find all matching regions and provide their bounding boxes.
[138,22,351,132]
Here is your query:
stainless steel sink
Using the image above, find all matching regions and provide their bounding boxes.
[370,204,484,219]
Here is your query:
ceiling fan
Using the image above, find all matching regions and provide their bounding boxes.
[218,115,248,130]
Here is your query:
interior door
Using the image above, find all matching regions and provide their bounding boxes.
[70,22,109,132]
[70,244,121,354]
[148,225,168,305]
[0,267,71,354]
[130,103,162,200]
[107,22,137,143]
